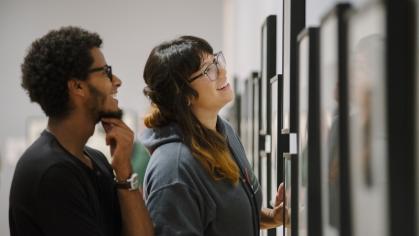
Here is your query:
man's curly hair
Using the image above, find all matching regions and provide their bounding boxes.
[21,26,103,118]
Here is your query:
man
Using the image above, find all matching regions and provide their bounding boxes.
[9,26,154,236]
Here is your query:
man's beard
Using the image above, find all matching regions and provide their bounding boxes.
[87,83,123,122]
[99,109,123,119]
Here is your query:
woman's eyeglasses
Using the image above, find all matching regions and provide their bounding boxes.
[189,52,226,83]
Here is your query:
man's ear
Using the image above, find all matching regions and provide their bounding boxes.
[68,79,85,97]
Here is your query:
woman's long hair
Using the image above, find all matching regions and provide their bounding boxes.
[143,36,239,184]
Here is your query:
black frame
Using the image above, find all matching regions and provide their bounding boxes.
[318,3,352,236]
[282,0,305,235]
[416,0,419,234]
[260,18,277,236]
[387,0,416,235]
[252,72,261,180]
[270,74,284,236]
[260,15,277,136]
[296,27,321,236]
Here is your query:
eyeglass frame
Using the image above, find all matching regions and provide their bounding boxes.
[188,51,225,83]
[88,65,113,80]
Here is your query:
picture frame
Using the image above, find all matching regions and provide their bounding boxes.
[270,74,284,236]
[260,18,277,234]
[318,3,352,236]
[296,27,321,236]
[346,2,388,236]
[252,73,261,180]
[282,0,305,235]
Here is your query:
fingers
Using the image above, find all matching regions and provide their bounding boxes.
[101,118,134,158]
[275,182,285,206]
[101,117,131,130]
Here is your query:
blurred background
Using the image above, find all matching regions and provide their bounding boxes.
[0,0,367,235]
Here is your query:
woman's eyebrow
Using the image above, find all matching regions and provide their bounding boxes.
[199,57,215,70]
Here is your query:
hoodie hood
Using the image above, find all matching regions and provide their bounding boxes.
[140,116,227,155]
[140,122,184,154]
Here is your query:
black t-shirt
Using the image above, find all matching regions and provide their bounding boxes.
[9,131,121,236]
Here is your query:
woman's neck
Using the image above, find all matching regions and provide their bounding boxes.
[191,107,218,131]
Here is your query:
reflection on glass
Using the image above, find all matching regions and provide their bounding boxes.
[298,35,309,236]
[270,76,283,236]
[320,16,340,236]
[271,77,279,205]
[348,3,388,236]
[261,26,268,134]
[283,0,291,130]
[253,77,260,178]
[284,155,292,236]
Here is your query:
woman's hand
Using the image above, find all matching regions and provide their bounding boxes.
[260,182,290,229]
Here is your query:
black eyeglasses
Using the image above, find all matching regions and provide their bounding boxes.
[88,65,113,80]
[189,51,226,83]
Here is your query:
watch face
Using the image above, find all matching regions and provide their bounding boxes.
[130,173,140,190]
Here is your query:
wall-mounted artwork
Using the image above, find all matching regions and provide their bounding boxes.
[347,2,388,236]
[319,3,351,236]
[297,27,321,236]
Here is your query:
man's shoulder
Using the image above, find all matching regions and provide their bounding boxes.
[18,132,70,169]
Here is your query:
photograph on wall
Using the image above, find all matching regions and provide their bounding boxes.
[347,2,388,236]
[297,30,309,236]
[319,4,352,235]
[297,27,321,236]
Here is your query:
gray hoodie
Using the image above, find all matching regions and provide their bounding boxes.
[141,117,262,236]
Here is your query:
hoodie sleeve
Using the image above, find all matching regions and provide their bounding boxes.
[146,182,204,236]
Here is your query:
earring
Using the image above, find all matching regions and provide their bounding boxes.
[187,100,191,106]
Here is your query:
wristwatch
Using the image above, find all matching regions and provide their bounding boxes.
[114,173,140,191]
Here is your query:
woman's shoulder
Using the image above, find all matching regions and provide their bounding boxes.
[144,141,202,183]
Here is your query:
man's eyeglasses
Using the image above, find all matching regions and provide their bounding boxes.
[88,65,113,80]
[189,51,226,83]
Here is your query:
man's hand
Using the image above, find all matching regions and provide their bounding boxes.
[101,117,134,180]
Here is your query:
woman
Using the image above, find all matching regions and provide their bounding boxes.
[140,35,286,235]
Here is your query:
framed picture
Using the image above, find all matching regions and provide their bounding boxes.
[225,76,241,134]
[283,152,292,236]
[261,15,277,136]
[252,73,261,180]
[241,76,254,164]
[297,27,321,236]
[270,74,284,236]
[260,18,277,233]
[282,0,305,235]
[347,2,389,236]
[319,3,351,236]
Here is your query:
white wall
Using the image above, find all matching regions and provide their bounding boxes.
[223,0,367,83]
[223,0,282,81]
[0,0,223,235]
